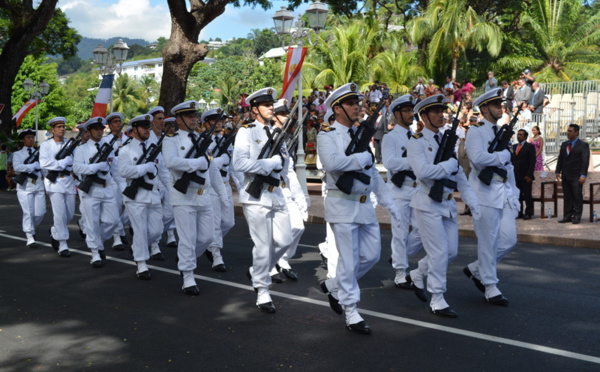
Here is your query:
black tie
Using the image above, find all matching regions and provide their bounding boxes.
[95,143,101,151]
[141,142,147,154]
[28,148,33,155]
[406,131,412,139]
[492,125,498,136]
[264,126,273,142]
[434,134,441,145]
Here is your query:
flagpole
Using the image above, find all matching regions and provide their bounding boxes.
[295,60,309,205]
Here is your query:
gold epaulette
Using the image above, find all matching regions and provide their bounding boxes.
[241,124,255,128]
[321,127,336,132]
[412,133,423,139]
[472,121,484,127]
[166,133,178,137]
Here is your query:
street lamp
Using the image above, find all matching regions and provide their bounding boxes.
[23,78,50,143]
[198,99,207,110]
[92,39,130,113]
[209,99,219,109]
[272,1,329,203]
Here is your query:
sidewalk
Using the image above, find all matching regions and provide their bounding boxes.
[233,183,600,249]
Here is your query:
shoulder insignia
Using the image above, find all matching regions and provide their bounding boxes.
[166,132,178,137]
[241,124,255,128]
[321,127,336,132]
[412,133,423,139]
[472,122,484,127]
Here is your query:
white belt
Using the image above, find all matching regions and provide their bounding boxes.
[400,179,418,188]
[188,187,207,195]
[492,174,507,183]
[327,189,370,203]
[418,183,454,201]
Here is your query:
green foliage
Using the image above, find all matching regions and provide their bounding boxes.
[111,74,148,120]
[31,9,81,59]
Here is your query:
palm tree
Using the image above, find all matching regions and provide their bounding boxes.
[410,0,503,81]
[371,35,425,95]
[112,74,146,119]
[495,0,600,82]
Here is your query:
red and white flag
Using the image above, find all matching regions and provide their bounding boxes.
[279,47,308,103]
[12,99,39,127]
[91,74,115,118]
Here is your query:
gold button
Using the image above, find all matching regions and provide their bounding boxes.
[197,189,204,195]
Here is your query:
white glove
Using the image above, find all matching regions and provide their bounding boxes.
[354,151,373,169]
[90,162,110,173]
[232,177,241,191]
[28,162,41,172]
[388,206,401,222]
[440,158,459,174]
[509,196,521,212]
[58,157,73,169]
[138,163,156,175]
[221,196,232,210]
[497,150,511,166]
[259,156,282,173]
[211,155,227,168]
[470,205,481,221]
[188,157,208,171]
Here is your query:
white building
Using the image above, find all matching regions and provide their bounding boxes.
[117,57,216,81]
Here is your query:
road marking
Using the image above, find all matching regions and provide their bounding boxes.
[1,231,599,364]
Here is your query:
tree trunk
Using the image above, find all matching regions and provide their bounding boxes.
[451,56,458,81]
[159,0,227,113]
[0,0,59,136]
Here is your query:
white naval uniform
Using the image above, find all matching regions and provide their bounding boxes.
[277,159,306,270]
[104,133,128,240]
[206,135,236,267]
[464,118,519,298]
[118,139,165,263]
[148,131,176,250]
[407,128,479,310]
[232,121,293,289]
[39,138,77,251]
[316,155,338,279]
[73,140,120,258]
[382,124,422,277]
[317,121,397,309]
[162,131,228,277]
[13,147,46,241]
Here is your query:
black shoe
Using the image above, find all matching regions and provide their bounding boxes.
[395,274,414,289]
[463,267,485,293]
[27,242,38,249]
[182,285,200,296]
[320,282,343,315]
[120,235,129,245]
[59,250,71,258]
[414,285,428,303]
[523,214,532,220]
[280,268,298,281]
[77,220,86,240]
[137,270,151,280]
[430,306,458,318]
[49,228,59,251]
[91,260,103,268]
[516,213,524,219]
[486,294,509,306]
[167,241,177,248]
[113,244,125,251]
[558,215,573,223]
[204,250,214,263]
[271,273,283,284]
[99,250,106,260]
[212,264,227,272]
[346,321,372,335]
[572,217,581,224]
[257,302,276,313]
[151,252,165,261]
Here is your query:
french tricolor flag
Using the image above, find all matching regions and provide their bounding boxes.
[91,74,115,118]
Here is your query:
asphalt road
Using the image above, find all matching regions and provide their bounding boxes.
[1,191,600,371]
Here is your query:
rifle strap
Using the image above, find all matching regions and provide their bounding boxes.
[189,173,206,185]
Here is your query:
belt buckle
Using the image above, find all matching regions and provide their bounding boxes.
[32,179,37,185]
[502,177,507,183]
[446,193,453,200]
[267,185,275,192]
[281,182,287,188]
[103,183,107,188]
[197,189,204,195]
[59,174,65,178]
[360,195,367,203]
[412,181,417,188]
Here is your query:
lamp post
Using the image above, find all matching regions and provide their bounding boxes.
[273,1,329,203]
[198,99,207,111]
[23,79,50,143]
[92,39,130,112]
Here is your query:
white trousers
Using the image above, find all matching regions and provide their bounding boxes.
[125,201,163,262]
[160,186,175,232]
[80,195,120,250]
[243,204,292,288]
[414,209,458,295]
[390,198,422,271]
[470,204,517,286]
[325,222,381,306]
[277,199,305,268]
[17,190,46,235]
[209,186,235,249]
[173,204,214,272]
[48,192,75,242]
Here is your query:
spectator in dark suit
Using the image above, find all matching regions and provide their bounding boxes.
[512,129,536,219]
[556,124,590,224]
[529,82,545,114]
[372,97,390,163]
[501,80,514,111]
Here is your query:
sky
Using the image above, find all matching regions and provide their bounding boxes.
[59,0,311,42]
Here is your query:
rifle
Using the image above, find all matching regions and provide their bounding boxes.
[46,132,83,183]
[173,114,223,194]
[477,102,524,186]
[14,148,40,185]
[285,110,310,151]
[215,126,239,158]
[115,136,133,156]
[428,100,464,202]
[122,134,166,199]
[78,128,124,193]
[244,107,298,199]
[335,101,385,195]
